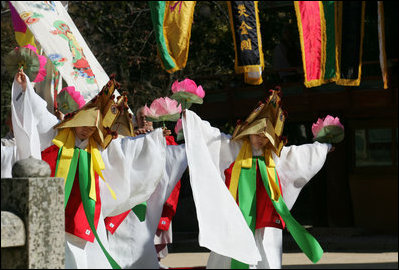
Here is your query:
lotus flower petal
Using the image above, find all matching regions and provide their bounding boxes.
[323,115,344,129]
[312,115,344,140]
[312,118,325,138]
[174,118,182,135]
[150,98,170,116]
[143,104,158,118]
[145,97,182,122]
[181,78,198,93]
[195,85,205,98]
[171,80,182,93]
[163,96,182,115]
[171,78,205,99]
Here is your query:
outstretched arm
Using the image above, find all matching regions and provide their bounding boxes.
[11,70,58,160]
[164,144,187,199]
[99,129,167,217]
[274,142,332,210]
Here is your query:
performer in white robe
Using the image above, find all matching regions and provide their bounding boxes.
[181,89,332,269]
[4,70,182,269]
[106,142,186,269]
[104,107,185,269]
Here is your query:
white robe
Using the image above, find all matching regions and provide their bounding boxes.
[5,76,170,269]
[1,132,17,178]
[107,144,187,269]
[182,110,331,269]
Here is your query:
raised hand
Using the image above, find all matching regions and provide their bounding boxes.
[134,128,149,136]
[14,69,27,92]
[162,127,172,137]
[54,108,64,121]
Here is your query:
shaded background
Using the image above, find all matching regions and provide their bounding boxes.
[1,1,398,251]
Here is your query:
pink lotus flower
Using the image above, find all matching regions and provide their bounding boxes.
[143,97,182,122]
[23,44,47,82]
[312,115,344,138]
[171,78,205,98]
[312,116,345,142]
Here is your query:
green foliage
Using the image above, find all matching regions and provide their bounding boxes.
[1,4,15,137]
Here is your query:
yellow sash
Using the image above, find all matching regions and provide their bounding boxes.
[52,128,116,201]
[264,149,281,201]
[229,140,281,202]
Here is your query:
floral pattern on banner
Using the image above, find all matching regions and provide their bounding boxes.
[48,53,67,68]
[20,11,44,25]
[10,1,111,103]
[50,20,96,84]
[26,1,58,13]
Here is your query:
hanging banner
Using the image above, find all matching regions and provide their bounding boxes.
[294,1,337,88]
[295,1,365,88]
[227,1,264,85]
[149,1,196,73]
[10,1,110,102]
[377,1,388,89]
[335,1,365,86]
[9,2,37,48]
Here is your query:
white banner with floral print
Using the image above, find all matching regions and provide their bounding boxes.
[10,1,111,102]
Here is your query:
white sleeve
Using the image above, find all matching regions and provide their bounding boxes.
[183,110,241,180]
[1,144,17,178]
[164,144,188,200]
[11,76,58,160]
[182,110,261,265]
[99,128,167,217]
[274,142,332,210]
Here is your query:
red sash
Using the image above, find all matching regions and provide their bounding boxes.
[42,145,102,242]
[224,161,285,229]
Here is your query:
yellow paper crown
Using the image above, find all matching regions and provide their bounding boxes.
[231,88,288,156]
[53,76,135,149]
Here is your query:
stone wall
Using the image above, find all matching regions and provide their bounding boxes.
[1,157,65,269]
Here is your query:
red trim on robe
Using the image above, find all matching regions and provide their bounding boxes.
[104,135,182,234]
[224,161,286,230]
[42,145,102,242]
[104,209,131,234]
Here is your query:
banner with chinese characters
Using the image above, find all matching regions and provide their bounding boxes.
[149,1,196,73]
[10,1,111,103]
[227,1,264,85]
[295,1,365,88]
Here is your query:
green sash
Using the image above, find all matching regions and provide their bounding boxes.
[231,157,323,269]
[132,202,147,222]
[56,147,121,269]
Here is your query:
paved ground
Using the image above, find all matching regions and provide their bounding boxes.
[161,252,398,269]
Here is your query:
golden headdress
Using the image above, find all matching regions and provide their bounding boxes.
[53,75,135,149]
[231,88,288,156]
